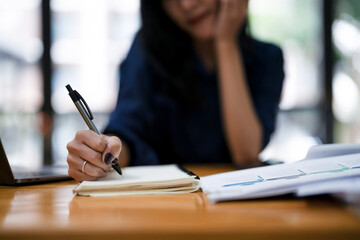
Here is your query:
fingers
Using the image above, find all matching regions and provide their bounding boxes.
[216,0,249,42]
[75,130,107,153]
[219,0,235,15]
[239,0,249,20]
[68,140,110,171]
[67,149,109,182]
[66,130,122,181]
[102,136,122,165]
[68,167,102,182]
[68,154,107,179]
[220,0,248,21]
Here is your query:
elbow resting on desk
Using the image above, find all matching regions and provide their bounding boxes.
[232,149,262,168]
[230,136,263,168]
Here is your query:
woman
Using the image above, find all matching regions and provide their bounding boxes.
[66,0,284,181]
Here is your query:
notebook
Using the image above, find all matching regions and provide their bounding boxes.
[0,138,71,185]
[73,164,201,196]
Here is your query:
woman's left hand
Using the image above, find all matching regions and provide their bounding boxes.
[215,0,249,43]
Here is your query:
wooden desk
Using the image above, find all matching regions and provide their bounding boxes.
[0,164,359,240]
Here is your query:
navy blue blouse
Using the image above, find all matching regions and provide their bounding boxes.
[104,35,284,166]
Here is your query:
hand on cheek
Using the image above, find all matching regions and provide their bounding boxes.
[215,0,249,43]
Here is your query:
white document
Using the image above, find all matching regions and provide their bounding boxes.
[260,167,305,180]
[296,177,360,197]
[201,152,360,203]
[298,161,348,174]
[303,143,360,160]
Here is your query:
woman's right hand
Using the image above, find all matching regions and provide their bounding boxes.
[66,130,122,182]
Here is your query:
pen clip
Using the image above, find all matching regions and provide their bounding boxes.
[76,91,94,120]
[66,84,94,121]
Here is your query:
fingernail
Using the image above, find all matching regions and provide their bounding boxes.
[112,158,118,165]
[104,153,113,165]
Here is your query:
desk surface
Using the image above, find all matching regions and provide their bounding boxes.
[0,164,359,240]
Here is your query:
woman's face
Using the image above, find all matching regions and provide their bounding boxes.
[162,0,218,41]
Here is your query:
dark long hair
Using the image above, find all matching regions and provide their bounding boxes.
[139,0,254,105]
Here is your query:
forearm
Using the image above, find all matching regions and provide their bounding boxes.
[215,40,262,166]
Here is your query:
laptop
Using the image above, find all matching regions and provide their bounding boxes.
[0,138,72,185]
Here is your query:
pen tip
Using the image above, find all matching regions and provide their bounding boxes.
[113,163,122,176]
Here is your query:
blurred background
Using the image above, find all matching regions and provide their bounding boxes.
[0,0,359,167]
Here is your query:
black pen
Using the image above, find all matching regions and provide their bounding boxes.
[66,84,122,176]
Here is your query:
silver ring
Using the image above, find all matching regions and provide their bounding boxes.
[81,160,87,173]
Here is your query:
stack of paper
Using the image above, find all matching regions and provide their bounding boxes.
[74,164,200,197]
[201,144,360,203]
